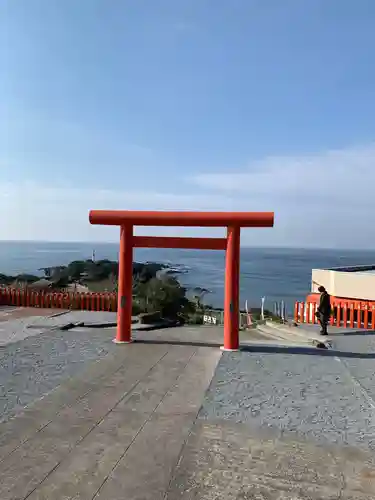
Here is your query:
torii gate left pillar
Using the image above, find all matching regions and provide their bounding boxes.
[117,224,134,345]
[89,210,274,350]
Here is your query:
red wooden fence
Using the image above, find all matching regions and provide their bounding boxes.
[294,300,375,329]
[0,288,118,312]
[6,285,374,330]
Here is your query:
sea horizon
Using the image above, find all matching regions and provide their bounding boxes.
[0,238,375,253]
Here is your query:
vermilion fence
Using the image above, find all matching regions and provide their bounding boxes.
[0,288,117,311]
[294,300,375,329]
[6,286,374,330]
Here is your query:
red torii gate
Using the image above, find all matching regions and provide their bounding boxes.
[89,210,274,350]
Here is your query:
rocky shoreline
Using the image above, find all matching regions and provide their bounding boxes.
[0,259,207,322]
[0,260,167,290]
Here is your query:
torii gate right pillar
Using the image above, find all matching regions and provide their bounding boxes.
[223,226,241,351]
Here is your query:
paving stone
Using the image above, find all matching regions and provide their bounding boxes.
[0,344,141,462]
[25,346,220,500]
[0,328,118,422]
[0,318,44,345]
[26,409,151,500]
[199,351,375,452]
[165,420,375,499]
[95,412,199,500]
[155,347,221,416]
[0,344,172,500]
[1,321,375,499]
[331,333,375,410]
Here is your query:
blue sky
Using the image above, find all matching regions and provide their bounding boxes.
[2,0,375,247]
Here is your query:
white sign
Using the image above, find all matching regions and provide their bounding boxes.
[203,315,217,325]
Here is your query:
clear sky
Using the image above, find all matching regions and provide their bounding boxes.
[2,0,375,247]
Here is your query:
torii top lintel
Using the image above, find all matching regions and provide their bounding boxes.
[89,210,274,228]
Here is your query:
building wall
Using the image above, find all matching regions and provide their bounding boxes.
[311,269,334,293]
[311,269,375,301]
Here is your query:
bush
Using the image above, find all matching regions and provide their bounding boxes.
[187,313,204,325]
[134,276,196,321]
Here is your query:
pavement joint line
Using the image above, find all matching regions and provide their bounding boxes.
[23,347,173,500]
[91,347,199,500]
[335,354,375,410]
[0,346,167,465]
[162,351,223,500]
[162,422,197,499]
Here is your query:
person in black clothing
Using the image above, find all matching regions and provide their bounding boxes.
[316,285,331,335]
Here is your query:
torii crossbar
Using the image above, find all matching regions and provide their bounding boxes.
[89,210,274,350]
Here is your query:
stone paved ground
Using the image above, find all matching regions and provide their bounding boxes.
[0,321,272,424]
[199,350,375,450]
[0,328,117,422]
[284,324,375,408]
[0,307,66,322]
[167,419,375,499]
[163,329,375,499]
[1,314,375,498]
[0,308,69,346]
[0,342,221,500]
[166,348,375,499]
[0,309,131,347]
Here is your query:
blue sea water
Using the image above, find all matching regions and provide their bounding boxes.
[0,241,374,313]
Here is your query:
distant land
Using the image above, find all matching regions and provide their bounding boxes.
[0,259,216,323]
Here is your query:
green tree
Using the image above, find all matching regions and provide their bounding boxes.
[135,276,195,321]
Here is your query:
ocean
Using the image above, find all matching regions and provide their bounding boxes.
[0,241,374,313]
